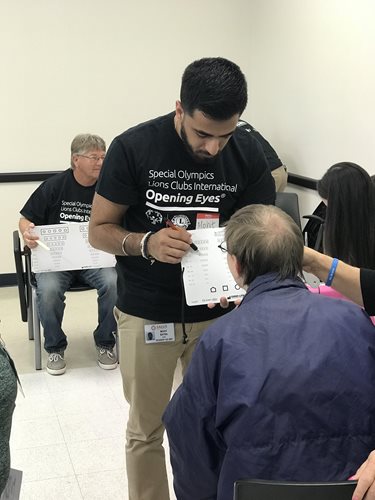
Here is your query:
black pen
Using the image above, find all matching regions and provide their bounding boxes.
[166,220,198,251]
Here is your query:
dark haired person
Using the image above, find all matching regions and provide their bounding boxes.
[317,162,375,269]
[89,57,275,499]
[237,120,288,191]
[303,246,375,500]
[163,205,375,500]
[19,134,118,375]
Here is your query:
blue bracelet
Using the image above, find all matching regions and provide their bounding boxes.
[325,258,338,286]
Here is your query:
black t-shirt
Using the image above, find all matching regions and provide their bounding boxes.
[20,169,95,225]
[97,112,276,322]
[237,120,283,171]
[360,268,375,315]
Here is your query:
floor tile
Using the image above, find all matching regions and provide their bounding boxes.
[20,476,83,500]
[67,437,125,475]
[59,408,126,443]
[11,444,75,482]
[76,468,127,500]
[10,415,64,450]
[13,394,57,422]
[50,386,121,416]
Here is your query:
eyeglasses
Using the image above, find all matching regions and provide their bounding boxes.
[218,241,228,253]
[78,154,106,162]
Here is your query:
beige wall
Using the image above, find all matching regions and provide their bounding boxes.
[2,0,375,274]
[247,0,375,180]
[1,0,252,273]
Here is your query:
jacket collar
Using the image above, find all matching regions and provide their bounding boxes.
[240,273,307,306]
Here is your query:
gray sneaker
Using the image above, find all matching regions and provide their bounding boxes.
[97,346,118,370]
[47,352,66,375]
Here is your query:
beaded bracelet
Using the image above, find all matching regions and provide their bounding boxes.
[121,233,133,256]
[140,231,155,264]
[325,258,338,286]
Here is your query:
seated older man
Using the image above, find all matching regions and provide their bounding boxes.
[163,204,375,500]
[19,134,117,375]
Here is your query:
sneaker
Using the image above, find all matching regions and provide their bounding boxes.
[47,352,66,375]
[97,346,118,370]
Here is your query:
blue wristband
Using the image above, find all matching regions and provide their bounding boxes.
[325,258,338,286]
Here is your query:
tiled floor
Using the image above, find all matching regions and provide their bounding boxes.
[0,286,178,499]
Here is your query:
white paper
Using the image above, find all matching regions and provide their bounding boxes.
[181,227,245,306]
[30,223,116,273]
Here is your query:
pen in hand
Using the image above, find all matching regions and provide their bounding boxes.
[165,220,198,251]
[36,239,50,251]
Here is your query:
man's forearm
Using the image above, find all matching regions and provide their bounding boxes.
[88,222,144,257]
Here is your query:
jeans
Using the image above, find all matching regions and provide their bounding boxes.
[35,268,117,353]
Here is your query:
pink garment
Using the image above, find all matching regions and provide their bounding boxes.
[307,284,375,325]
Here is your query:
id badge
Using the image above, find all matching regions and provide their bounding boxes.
[144,323,175,344]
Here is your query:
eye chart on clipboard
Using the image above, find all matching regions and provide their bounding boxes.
[30,223,116,273]
[181,227,245,306]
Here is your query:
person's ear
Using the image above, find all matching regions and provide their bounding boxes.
[175,100,184,119]
[71,155,79,169]
[228,254,242,281]
[235,258,242,277]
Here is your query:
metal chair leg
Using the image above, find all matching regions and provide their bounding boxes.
[32,287,42,370]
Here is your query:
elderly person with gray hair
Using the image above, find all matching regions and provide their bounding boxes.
[19,134,117,375]
[163,204,375,500]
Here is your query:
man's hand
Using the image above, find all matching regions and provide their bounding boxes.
[21,222,39,249]
[351,450,375,499]
[148,228,193,264]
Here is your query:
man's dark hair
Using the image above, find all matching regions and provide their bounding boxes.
[180,57,248,120]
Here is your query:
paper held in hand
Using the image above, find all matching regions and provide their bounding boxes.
[181,227,245,306]
[30,222,116,273]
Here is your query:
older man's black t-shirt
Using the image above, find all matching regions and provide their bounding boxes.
[20,169,95,225]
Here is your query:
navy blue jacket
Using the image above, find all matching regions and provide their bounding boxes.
[163,274,375,500]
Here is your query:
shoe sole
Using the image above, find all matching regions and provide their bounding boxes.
[98,361,118,370]
[46,366,66,375]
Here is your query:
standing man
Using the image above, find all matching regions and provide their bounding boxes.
[20,134,118,375]
[89,57,275,500]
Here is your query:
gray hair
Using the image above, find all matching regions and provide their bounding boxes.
[70,134,106,168]
[225,204,303,286]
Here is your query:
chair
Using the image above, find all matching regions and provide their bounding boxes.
[302,201,326,252]
[275,192,301,230]
[234,479,357,500]
[13,230,94,370]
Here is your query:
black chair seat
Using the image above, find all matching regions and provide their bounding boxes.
[234,479,357,500]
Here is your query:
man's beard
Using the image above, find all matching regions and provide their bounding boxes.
[180,125,219,165]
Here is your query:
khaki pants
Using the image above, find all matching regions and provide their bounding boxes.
[272,165,288,192]
[114,308,213,500]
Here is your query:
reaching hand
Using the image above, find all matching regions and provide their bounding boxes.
[351,450,375,499]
